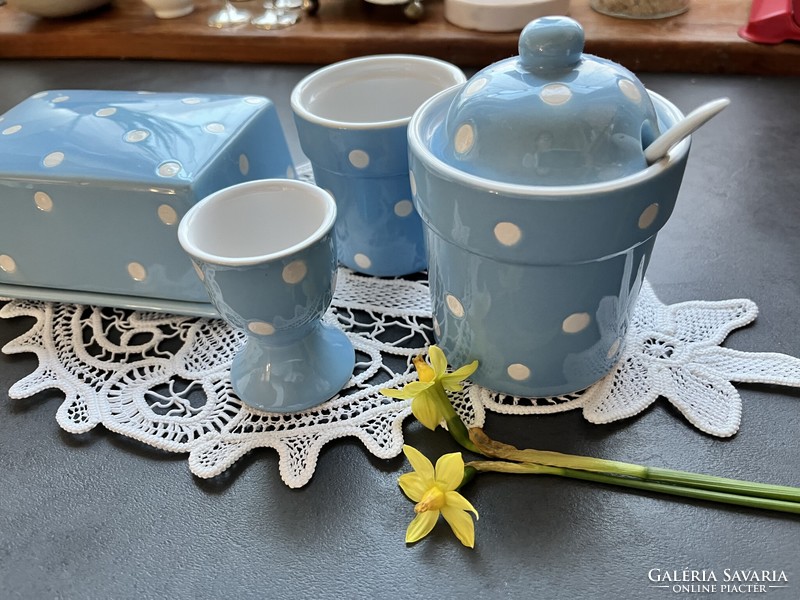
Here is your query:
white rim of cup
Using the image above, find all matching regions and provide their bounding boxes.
[408,87,691,199]
[290,54,467,130]
[177,179,337,267]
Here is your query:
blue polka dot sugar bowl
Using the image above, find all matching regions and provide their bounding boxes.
[407,16,692,398]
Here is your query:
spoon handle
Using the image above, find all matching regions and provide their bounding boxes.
[644,97,731,164]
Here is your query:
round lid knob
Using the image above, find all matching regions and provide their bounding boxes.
[441,16,661,186]
[518,16,584,72]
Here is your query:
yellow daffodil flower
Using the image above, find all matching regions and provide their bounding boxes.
[398,445,479,548]
[385,348,800,551]
[382,345,478,431]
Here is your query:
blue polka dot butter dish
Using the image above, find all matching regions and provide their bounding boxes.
[0,90,295,316]
[408,16,692,397]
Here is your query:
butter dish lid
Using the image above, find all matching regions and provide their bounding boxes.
[442,16,661,185]
[0,90,277,185]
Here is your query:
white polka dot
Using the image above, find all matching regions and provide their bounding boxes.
[286,165,295,179]
[454,123,475,155]
[248,321,275,335]
[354,253,372,269]
[43,152,64,168]
[607,338,622,359]
[522,152,536,169]
[2,125,22,135]
[540,83,572,106]
[244,97,267,105]
[445,294,465,318]
[31,91,48,99]
[181,97,202,105]
[127,262,147,281]
[52,95,69,103]
[158,161,182,177]
[507,363,531,381]
[463,77,488,97]
[239,154,250,176]
[95,107,117,117]
[494,222,522,246]
[562,312,591,334]
[638,203,659,229]
[433,316,441,338]
[34,191,53,212]
[282,260,307,284]
[409,171,417,197]
[0,254,17,273]
[124,130,150,143]
[618,79,642,103]
[394,200,414,218]
[348,149,370,169]
[205,123,225,133]
[157,204,178,225]
[192,261,205,281]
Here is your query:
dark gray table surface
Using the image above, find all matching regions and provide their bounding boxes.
[1,60,799,600]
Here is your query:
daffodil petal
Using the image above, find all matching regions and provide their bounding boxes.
[439,378,465,393]
[440,360,479,391]
[381,381,434,400]
[444,490,479,518]
[405,510,439,544]
[381,387,415,400]
[428,345,448,378]
[402,445,435,481]
[434,452,465,491]
[398,472,428,502]
[411,394,444,430]
[441,505,476,548]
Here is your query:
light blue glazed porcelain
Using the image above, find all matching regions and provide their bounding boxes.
[444,17,661,186]
[0,89,295,308]
[178,179,354,413]
[408,17,691,397]
[291,55,466,276]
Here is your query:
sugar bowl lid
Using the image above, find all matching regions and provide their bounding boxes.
[443,16,661,186]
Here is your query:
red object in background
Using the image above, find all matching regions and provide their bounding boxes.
[739,0,800,43]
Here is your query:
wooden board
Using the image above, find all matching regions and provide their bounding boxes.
[1,0,800,74]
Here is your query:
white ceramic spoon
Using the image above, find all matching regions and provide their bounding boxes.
[644,97,731,164]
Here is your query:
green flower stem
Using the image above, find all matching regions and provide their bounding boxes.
[640,466,800,504]
[460,465,478,489]
[466,460,800,515]
[469,429,800,503]
[431,384,480,454]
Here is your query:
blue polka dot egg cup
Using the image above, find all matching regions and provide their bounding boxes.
[408,17,691,398]
[0,89,295,309]
[291,54,467,277]
[178,179,354,414]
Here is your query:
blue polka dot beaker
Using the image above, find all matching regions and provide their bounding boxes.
[291,54,466,277]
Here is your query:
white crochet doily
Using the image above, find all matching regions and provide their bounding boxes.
[3,275,800,488]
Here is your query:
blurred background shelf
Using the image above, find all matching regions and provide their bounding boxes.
[1,0,799,74]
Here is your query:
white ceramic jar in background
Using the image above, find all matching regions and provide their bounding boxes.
[141,0,194,19]
[444,0,569,33]
[590,0,689,19]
